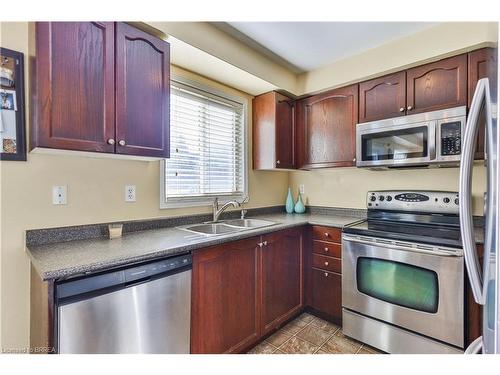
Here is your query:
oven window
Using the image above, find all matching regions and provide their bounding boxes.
[361,126,428,161]
[357,257,439,313]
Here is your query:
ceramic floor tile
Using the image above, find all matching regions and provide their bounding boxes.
[296,325,333,346]
[281,319,309,335]
[310,317,341,335]
[279,337,319,354]
[358,344,384,354]
[247,341,277,354]
[320,334,362,354]
[296,312,315,324]
[314,349,331,354]
[266,330,293,347]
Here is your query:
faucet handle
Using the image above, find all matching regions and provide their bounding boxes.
[240,195,249,205]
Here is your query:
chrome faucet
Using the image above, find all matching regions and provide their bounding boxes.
[212,196,248,222]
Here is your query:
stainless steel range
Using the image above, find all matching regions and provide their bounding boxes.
[342,190,465,354]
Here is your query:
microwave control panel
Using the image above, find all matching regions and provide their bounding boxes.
[440,121,462,156]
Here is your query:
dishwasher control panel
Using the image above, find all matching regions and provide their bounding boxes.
[125,254,192,282]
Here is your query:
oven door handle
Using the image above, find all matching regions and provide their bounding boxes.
[465,336,483,354]
[459,78,491,305]
[342,235,463,257]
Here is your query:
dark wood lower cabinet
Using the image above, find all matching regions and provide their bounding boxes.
[310,268,342,324]
[191,227,305,353]
[191,237,261,354]
[260,228,303,335]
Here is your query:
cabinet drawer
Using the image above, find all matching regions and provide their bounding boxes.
[312,254,341,273]
[311,268,342,322]
[312,240,341,257]
[312,226,341,243]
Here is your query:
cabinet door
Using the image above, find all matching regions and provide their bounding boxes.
[191,237,261,354]
[275,93,295,169]
[406,54,467,114]
[253,91,294,170]
[260,228,303,335]
[468,48,496,160]
[33,22,115,152]
[359,71,406,122]
[311,268,342,324]
[299,84,358,169]
[115,22,170,157]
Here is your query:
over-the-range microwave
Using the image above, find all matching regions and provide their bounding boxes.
[356,106,466,169]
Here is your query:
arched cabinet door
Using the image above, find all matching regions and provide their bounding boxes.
[115,22,170,158]
[299,84,358,169]
[406,54,467,115]
[359,71,406,123]
[33,22,116,153]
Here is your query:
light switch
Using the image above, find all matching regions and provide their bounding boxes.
[52,185,67,205]
[125,185,136,202]
[299,184,305,194]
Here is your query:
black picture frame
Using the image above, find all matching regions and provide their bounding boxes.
[0,47,27,161]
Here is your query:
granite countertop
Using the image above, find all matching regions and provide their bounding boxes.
[27,212,363,281]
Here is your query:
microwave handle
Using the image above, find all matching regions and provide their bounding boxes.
[459,77,490,304]
[429,121,436,160]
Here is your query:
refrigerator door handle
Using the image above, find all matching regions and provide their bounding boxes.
[465,336,483,354]
[460,78,490,304]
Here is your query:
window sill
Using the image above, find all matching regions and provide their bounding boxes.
[160,195,246,209]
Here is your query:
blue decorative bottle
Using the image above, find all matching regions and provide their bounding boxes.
[294,190,306,214]
[285,187,295,214]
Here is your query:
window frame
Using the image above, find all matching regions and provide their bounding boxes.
[160,74,248,209]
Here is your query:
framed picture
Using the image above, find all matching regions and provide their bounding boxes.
[0,47,26,161]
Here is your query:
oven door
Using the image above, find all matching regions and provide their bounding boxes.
[342,234,464,348]
[356,121,435,168]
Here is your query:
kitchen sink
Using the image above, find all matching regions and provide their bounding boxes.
[182,223,242,236]
[222,218,276,228]
[180,218,276,236]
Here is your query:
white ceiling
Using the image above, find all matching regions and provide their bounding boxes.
[225,22,438,73]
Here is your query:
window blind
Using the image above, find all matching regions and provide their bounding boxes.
[165,81,245,202]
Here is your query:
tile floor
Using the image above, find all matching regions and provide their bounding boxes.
[247,313,384,354]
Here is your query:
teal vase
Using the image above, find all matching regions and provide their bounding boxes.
[285,187,295,214]
[294,191,306,214]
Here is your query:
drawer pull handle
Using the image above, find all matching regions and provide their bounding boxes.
[324,272,328,277]
[324,247,329,252]
[324,232,329,237]
[324,261,329,266]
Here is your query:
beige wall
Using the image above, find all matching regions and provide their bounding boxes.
[289,165,487,216]
[0,22,288,351]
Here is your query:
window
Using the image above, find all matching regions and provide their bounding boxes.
[160,78,247,208]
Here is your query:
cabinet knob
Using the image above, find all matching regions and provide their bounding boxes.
[324,261,329,266]
[263,240,268,246]
[324,272,329,277]
[407,105,413,111]
[324,247,329,252]
[276,160,281,165]
[118,140,126,146]
[399,107,405,112]
[324,232,329,237]
[107,139,115,145]
[352,158,356,162]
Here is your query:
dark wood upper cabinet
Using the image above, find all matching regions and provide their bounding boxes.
[468,48,496,160]
[296,84,358,169]
[115,23,170,158]
[359,71,406,122]
[191,237,261,354]
[32,22,116,153]
[260,228,303,335]
[31,22,170,158]
[406,54,467,114]
[253,91,294,169]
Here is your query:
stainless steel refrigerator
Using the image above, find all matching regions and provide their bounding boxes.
[460,45,499,354]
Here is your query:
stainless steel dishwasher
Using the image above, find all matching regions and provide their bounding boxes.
[55,253,192,354]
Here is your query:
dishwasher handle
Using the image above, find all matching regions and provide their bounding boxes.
[56,253,192,301]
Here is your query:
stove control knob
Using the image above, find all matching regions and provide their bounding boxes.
[454,198,459,205]
[443,197,450,204]
[370,196,376,202]
[379,196,385,201]
[386,196,392,201]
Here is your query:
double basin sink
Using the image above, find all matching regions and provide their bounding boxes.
[181,218,276,236]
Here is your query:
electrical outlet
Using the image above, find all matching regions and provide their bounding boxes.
[52,185,67,205]
[125,185,136,202]
[299,184,305,194]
